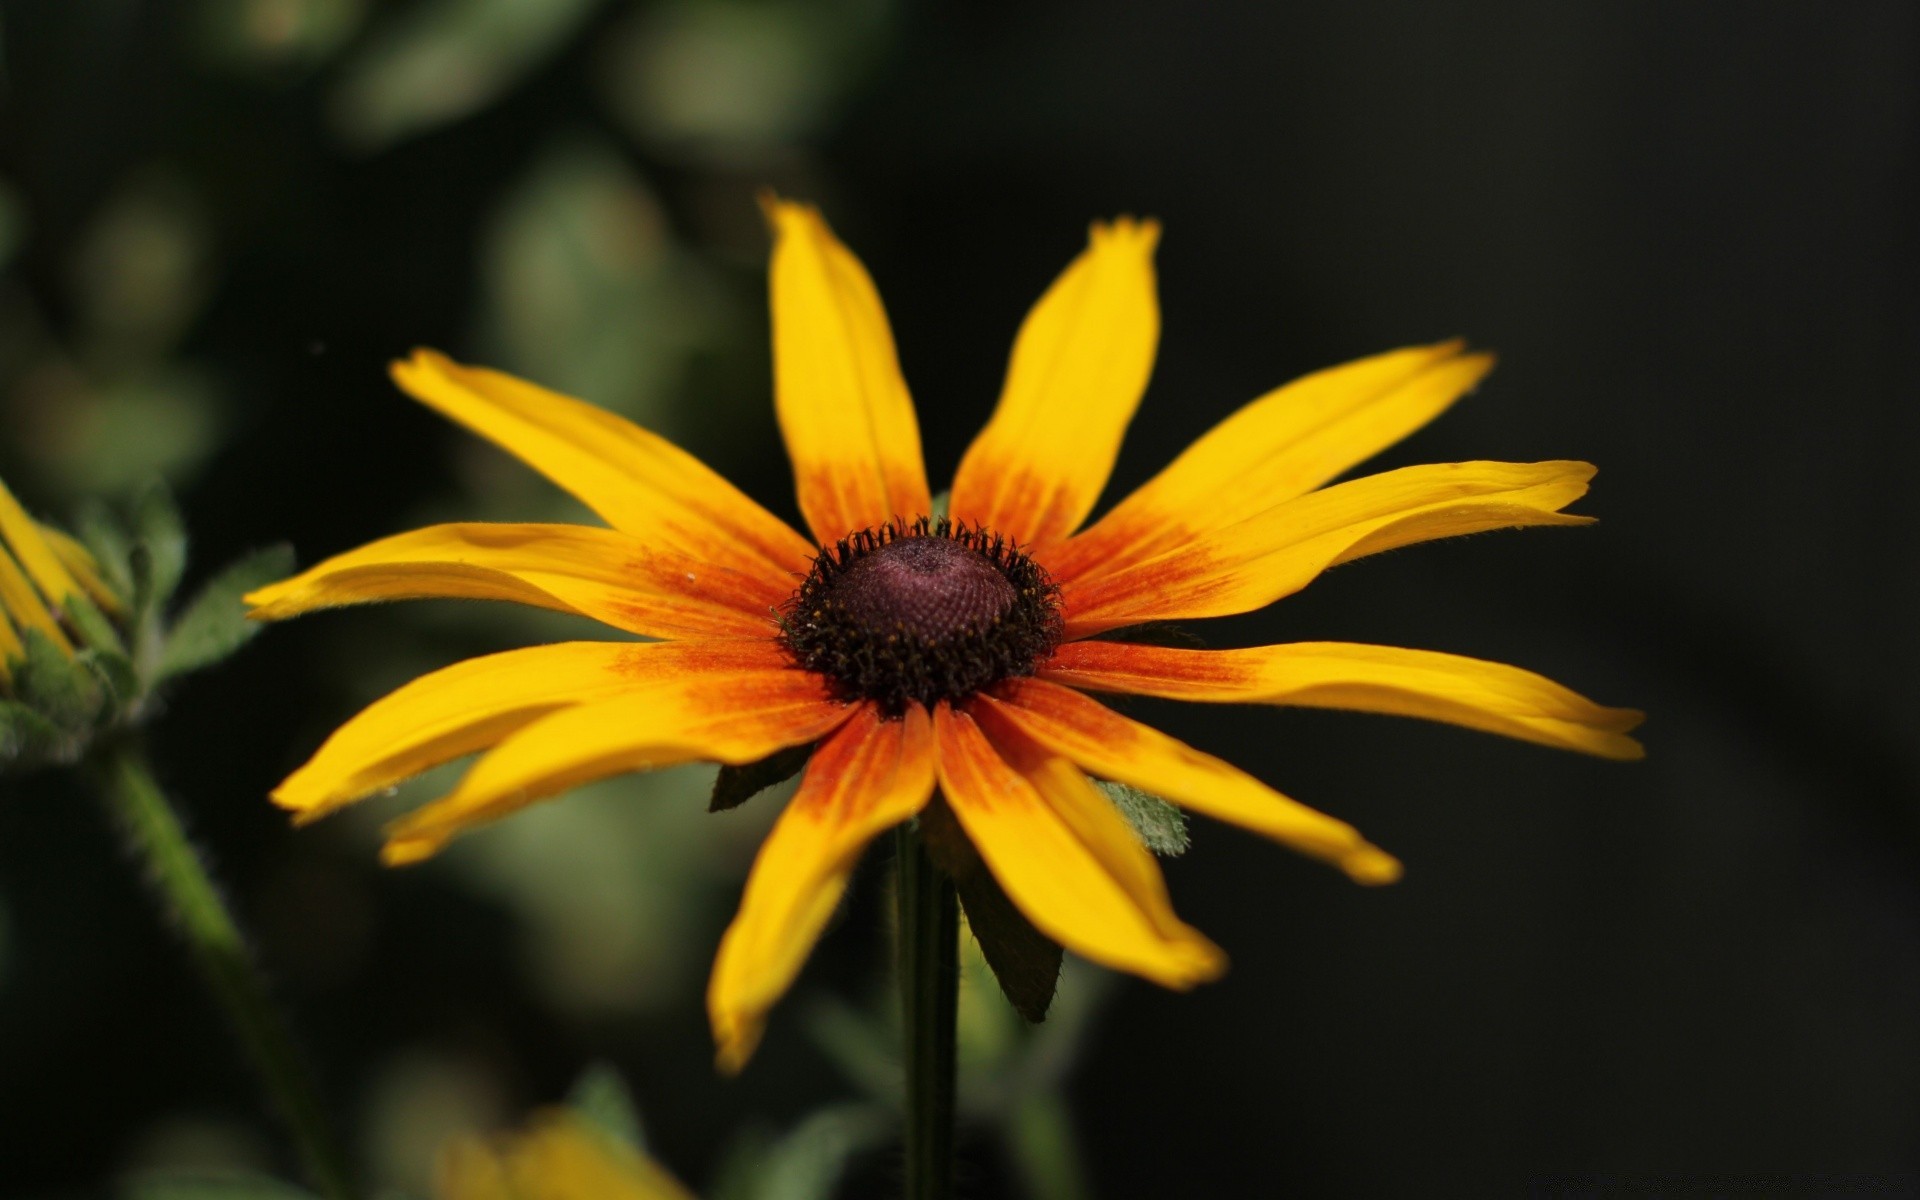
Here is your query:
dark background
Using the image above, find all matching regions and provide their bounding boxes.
[2,1,1917,1195]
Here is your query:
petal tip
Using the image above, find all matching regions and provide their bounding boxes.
[1344,846,1404,886]
[380,833,442,867]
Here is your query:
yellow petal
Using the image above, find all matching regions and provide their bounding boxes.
[392,350,814,578]
[0,601,22,677]
[708,704,935,1072]
[1042,640,1645,760]
[934,702,1225,986]
[38,525,123,615]
[976,680,1401,885]
[1061,460,1594,636]
[272,640,723,822]
[0,479,82,609]
[1047,341,1493,585]
[950,219,1161,548]
[245,522,783,641]
[765,199,932,541]
[0,542,69,654]
[384,654,852,864]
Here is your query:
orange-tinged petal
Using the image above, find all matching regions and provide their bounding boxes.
[1061,460,1595,636]
[950,219,1161,548]
[384,651,851,864]
[708,704,935,1072]
[0,542,69,653]
[272,640,741,823]
[765,199,931,542]
[245,522,783,641]
[934,703,1225,986]
[976,679,1400,884]
[392,350,814,579]
[1046,341,1494,585]
[1042,640,1645,760]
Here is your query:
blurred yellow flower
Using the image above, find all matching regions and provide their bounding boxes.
[0,476,119,680]
[250,200,1641,1071]
[436,1111,694,1200]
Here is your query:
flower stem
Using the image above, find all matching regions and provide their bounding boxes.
[95,740,358,1200]
[897,821,959,1200]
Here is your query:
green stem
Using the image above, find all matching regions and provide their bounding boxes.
[897,822,959,1200]
[96,740,358,1200]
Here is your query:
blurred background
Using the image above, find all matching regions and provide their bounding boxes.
[2,0,1917,1195]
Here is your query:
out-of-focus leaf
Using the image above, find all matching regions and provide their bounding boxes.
[804,995,898,1104]
[1003,1092,1091,1200]
[710,742,811,812]
[599,0,893,165]
[566,1061,646,1151]
[479,137,720,435]
[1096,779,1190,856]
[120,1169,320,1200]
[0,699,64,763]
[132,483,187,615]
[76,500,135,600]
[14,367,225,497]
[69,170,211,359]
[329,0,605,151]
[713,1103,892,1200]
[194,0,366,74]
[156,544,293,681]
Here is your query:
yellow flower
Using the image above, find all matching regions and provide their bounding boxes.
[248,201,1642,1071]
[436,1111,694,1200]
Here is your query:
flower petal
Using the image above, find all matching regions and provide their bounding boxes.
[0,541,69,653]
[392,350,814,578]
[438,1111,696,1200]
[383,651,851,864]
[1045,341,1494,585]
[1042,640,1645,760]
[708,703,935,1073]
[39,525,123,614]
[975,679,1401,884]
[0,478,83,609]
[245,523,783,641]
[766,200,931,542]
[272,640,744,823]
[1060,460,1595,636]
[950,219,1161,548]
[934,702,1225,986]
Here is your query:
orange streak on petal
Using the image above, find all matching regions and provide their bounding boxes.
[708,703,935,1071]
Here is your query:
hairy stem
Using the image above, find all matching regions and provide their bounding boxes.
[96,740,357,1200]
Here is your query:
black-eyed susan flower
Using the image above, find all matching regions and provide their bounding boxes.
[248,201,1641,1072]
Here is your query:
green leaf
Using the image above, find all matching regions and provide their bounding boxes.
[14,629,105,733]
[157,545,294,681]
[76,499,136,600]
[1096,780,1189,857]
[921,801,1061,1022]
[567,1061,646,1150]
[0,699,65,763]
[715,1103,893,1200]
[79,645,140,713]
[133,482,188,614]
[120,1169,320,1200]
[710,742,811,812]
[67,591,127,656]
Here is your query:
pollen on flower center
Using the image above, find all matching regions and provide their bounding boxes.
[778,517,1061,715]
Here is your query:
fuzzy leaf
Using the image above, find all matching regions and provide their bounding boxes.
[567,1061,647,1150]
[133,483,187,613]
[66,591,126,656]
[0,699,65,762]
[13,630,104,733]
[710,742,812,812]
[75,499,136,600]
[157,545,294,681]
[1097,779,1189,857]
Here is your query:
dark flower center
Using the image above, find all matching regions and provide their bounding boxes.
[779,517,1062,715]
